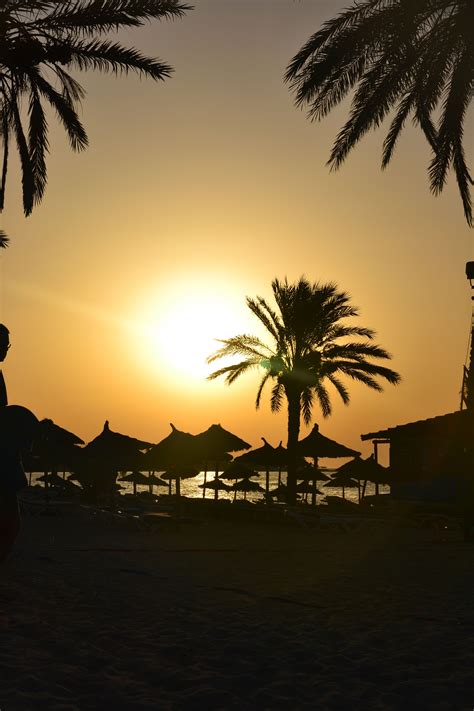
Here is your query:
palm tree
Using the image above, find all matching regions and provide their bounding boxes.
[0,0,191,222]
[207,277,400,504]
[285,0,474,226]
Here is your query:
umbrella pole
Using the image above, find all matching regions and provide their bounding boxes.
[278,468,281,487]
[311,457,319,506]
[265,468,270,504]
[202,468,207,499]
[214,466,219,501]
[176,477,181,520]
[342,484,345,499]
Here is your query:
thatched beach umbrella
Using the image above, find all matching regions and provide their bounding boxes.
[194,424,250,499]
[142,424,199,481]
[29,417,84,480]
[297,481,324,502]
[146,473,169,494]
[198,477,231,493]
[220,461,258,480]
[161,466,200,497]
[120,470,150,496]
[84,421,153,467]
[297,424,360,505]
[294,462,330,505]
[230,477,265,500]
[235,437,290,499]
[336,455,393,499]
[269,483,287,501]
[298,424,360,459]
[324,475,360,500]
[74,421,152,499]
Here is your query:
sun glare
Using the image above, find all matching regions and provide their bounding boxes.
[137,282,256,384]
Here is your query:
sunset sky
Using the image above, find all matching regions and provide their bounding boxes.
[0,0,472,458]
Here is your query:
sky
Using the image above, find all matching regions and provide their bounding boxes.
[0,0,473,460]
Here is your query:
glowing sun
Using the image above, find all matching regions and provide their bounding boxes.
[139,283,253,382]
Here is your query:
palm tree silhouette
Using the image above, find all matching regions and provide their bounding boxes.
[207,277,400,504]
[285,0,474,226]
[0,0,190,220]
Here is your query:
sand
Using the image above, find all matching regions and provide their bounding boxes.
[1,507,473,710]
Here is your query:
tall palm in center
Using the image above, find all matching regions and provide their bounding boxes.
[208,277,400,504]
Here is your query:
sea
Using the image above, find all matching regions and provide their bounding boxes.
[29,470,389,505]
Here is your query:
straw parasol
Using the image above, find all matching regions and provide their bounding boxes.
[234,437,290,498]
[120,470,151,496]
[84,421,153,467]
[297,424,360,459]
[220,461,258,480]
[161,465,200,497]
[198,477,231,493]
[269,483,287,500]
[74,421,153,498]
[297,423,360,505]
[230,478,265,500]
[146,473,169,493]
[335,455,393,499]
[324,475,360,500]
[297,480,323,497]
[28,416,84,476]
[143,424,198,471]
[194,424,251,499]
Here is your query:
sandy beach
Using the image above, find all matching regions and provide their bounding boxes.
[1,508,473,710]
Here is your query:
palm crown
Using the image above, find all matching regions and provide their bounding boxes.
[208,277,400,504]
[285,0,474,226]
[0,0,191,221]
[208,277,400,423]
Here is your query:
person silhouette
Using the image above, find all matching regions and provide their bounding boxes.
[0,324,9,407]
[0,325,38,562]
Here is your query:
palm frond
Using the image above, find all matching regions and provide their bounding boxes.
[326,373,350,405]
[429,48,473,225]
[286,0,473,226]
[207,360,260,386]
[0,230,9,248]
[255,371,272,409]
[0,114,9,211]
[323,341,393,361]
[246,295,282,344]
[64,39,174,80]
[30,70,88,151]
[207,335,273,364]
[334,359,401,387]
[11,96,35,215]
[270,381,284,413]
[313,381,331,418]
[27,83,49,205]
[52,65,86,103]
[300,387,314,425]
[35,0,192,35]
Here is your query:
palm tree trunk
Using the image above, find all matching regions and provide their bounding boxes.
[286,389,301,506]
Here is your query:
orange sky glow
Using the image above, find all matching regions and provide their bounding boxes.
[1,0,473,461]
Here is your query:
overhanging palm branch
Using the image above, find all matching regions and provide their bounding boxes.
[0,0,191,229]
[286,0,474,226]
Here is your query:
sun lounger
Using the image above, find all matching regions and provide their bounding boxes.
[18,497,77,516]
